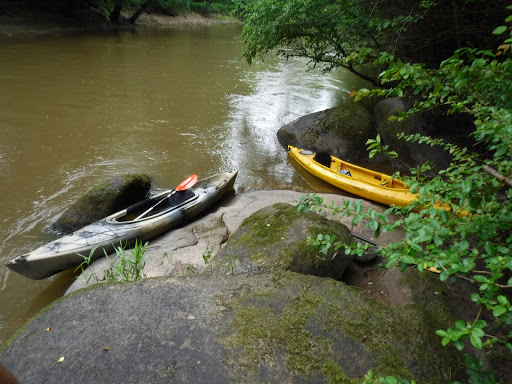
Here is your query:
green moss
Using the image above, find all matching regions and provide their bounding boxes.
[236,204,296,249]
[277,129,297,145]
[322,361,356,384]
[215,272,465,383]
[319,104,372,140]
[301,130,321,146]
[214,203,354,278]
[216,278,340,381]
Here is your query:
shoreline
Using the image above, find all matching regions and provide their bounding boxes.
[0,11,240,38]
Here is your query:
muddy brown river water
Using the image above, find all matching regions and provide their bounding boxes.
[0,24,371,344]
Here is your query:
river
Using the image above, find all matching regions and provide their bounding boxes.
[0,24,370,344]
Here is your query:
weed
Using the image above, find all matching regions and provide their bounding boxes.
[75,241,148,284]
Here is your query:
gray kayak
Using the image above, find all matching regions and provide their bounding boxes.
[6,171,237,280]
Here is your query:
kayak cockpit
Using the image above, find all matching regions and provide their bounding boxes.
[113,190,198,222]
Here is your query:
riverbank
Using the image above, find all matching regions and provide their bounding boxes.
[0,11,239,38]
[0,190,476,383]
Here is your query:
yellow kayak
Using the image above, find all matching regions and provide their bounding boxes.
[288,145,420,208]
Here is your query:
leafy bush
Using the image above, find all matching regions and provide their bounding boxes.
[189,1,236,14]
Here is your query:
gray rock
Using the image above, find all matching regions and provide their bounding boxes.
[67,191,400,294]
[374,98,452,170]
[277,103,376,162]
[0,272,467,384]
[209,203,354,279]
[53,174,151,233]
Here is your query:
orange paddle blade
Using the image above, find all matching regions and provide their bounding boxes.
[176,174,198,191]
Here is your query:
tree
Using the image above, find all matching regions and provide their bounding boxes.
[239,0,507,84]
[240,0,512,379]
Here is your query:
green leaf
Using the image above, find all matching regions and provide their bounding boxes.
[498,295,509,306]
[402,255,416,264]
[383,376,398,384]
[454,340,465,351]
[493,305,507,317]
[461,180,472,194]
[473,275,488,283]
[470,333,483,349]
[492,26,507,35]
[455,319,465,329]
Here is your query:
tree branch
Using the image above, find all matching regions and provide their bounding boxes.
[483,165,512,188]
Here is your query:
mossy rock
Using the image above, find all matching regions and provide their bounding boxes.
[53,174,151,233]
[216,272,466,383]
[277,103,377,162]
[0,273,467,383]
[209,203,354,279]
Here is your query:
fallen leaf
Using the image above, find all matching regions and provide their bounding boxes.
[46,327,51,332]
[58,357,65,363]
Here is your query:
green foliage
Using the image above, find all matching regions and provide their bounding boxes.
[190,1,236,14]
[91,0,191,20]
[363,370,416,384]
[366,134,398,159]
[306,233,369,259]
[240,0,382,68]
[363,354,498,384]
[202,247,213,265]
[238,0,461,82]
[103,241,148,282]
[75,241,148,284]
[296,7,512,364]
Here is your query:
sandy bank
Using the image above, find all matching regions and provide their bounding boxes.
[0,11,240,38]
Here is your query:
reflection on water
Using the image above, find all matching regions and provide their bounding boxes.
[0,25,371,344]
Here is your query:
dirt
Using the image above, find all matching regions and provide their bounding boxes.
[0,11,239,38]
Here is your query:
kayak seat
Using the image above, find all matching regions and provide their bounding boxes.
[337,166,352,177]
[314,152,333,168]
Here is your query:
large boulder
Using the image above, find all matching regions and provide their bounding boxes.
[53,174,151,233]
[374,98,453,170]
[209,203,354,279]
[0,272,468,383]
[277,102,377,163]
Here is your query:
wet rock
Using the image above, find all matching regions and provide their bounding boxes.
[0,272,467,384]
[277,102,376,162]
[209,203,354,279]
[53,174,151,233]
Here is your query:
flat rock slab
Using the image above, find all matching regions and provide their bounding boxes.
[0,273,464,384]
[67,191,402,294]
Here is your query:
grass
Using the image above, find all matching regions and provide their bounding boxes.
[75,241,148,284]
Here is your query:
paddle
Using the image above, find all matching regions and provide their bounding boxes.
[135,174,198,220]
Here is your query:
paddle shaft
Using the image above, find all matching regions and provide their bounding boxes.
[135,175,198,220]
[351,233,378,247]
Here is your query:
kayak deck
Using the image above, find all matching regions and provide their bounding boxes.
[288,146,419,207]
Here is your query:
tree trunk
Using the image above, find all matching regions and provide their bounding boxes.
[204,0,212,16]
[128,0,150,24]
[110,1,125,23]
